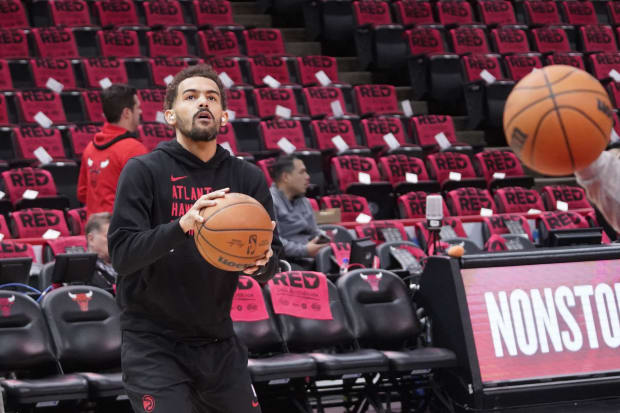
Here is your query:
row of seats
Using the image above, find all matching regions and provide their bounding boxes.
[0,271,456,411]
[0,207,85,240]
[0,26,289,59]
[0,55,341,91]
[3,0,237,29]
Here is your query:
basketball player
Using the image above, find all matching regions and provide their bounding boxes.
[108,64,282,412]
[576,148,620,234]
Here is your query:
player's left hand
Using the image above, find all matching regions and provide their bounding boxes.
[242,221,276,275]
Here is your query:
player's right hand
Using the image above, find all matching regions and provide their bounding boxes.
[179,188,229,233]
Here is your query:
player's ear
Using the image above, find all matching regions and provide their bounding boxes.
[220,110,229,127]
[165,110,176,126]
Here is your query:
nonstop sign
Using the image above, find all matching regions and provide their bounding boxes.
[463,260,620,383]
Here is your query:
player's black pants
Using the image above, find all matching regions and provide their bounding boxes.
[121,330,261,413]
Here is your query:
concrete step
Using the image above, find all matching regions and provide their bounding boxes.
[336,57,362,73]
[338,71,373,86]
[231,2,259,15]
[286,41,322,56]
[233,14,272,27]
[280,28,307,42]
[456,130,487,147]
[533,176,577,190]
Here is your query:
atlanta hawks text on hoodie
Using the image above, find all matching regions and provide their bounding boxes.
[77,123,147,217]
[108,140,282,341]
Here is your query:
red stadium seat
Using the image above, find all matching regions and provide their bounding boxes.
[482,215,533,242]
[427,152,484,190]
[43,235,88,261]
[449,26,490,55]
[354,84,401,117]
[296,56,339,87]
[10,208,71,238]
[1,167,67,211]
[242,28,286,56]
[361,117,421,155]
[531,26,570,54]
[580,25,617,53]
[491,26,530,55]
[0,0,28,28]
[546,52,585,70]
[49,0,92,27]
[0,240,36,260]
[409,114,470,152]
[445,187,497,216]
[197,29,241,58]
[462,54,504,83]
[0,214,11,239]
[142,0,185,27]
[352,0,392,26]
[0,29,29,59]
[537,210,591,244]
[147,30,190,57]
[30,58,76,90]
[217,123,241,155]
[252,87,298,118]
[13,126,66,161]
[494,187,545,214]
[256,157,276,186]
[0,93,11,125]
[16,90,67,124]
[378,154,431,187]
[436,1,473,25]
[478,0,516,25]
[404,26,446,56]
[94,0,139,27]
[321,194,372,222]
[394,0,435,26]
[149,57,190,88]
[303,86,348,118]
[524,0,562,25]
[82,57,129,89]
[31,28,79,58]
[310,119,362,152]
[397,191,450,219]
[97,30,141,58]
[330,155,384,192]
[137,89,166,122]
[226,87,253,118]
[138,123,175,152]
[81,91,106,123]
[473,150,533,189]
[259,119,308,152]
[68,123,101,158]
[589,52,620,80]
[192,0,234,26]
[540,185,591,211]
[355,220,407,244]
[562,0,597,26]
[0,59,12,90]
[609,1,620,25]
[248,56,291,87]
[209,57,245,85]
[504,53,543,81]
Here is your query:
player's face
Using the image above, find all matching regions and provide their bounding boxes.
[172,76,227,142]
[287,159,310,196]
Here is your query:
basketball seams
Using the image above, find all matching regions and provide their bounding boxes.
[512,70,576,91]
[505,89,609,131]
[540,69,575,171]
[553,106,610,146]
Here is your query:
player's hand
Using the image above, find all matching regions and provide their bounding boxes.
[179,188,229,233]
[242,221,276,275]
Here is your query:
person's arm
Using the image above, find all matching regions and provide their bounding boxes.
[242,165,283,282]
[108,158,189,276]
[576,150,620,233]
[77,152,88,204]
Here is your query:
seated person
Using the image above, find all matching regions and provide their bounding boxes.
[269,155,329,268]
[86,212,117,289]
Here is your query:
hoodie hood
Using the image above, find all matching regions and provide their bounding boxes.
[93,123,139,150]
[154,139,231,170]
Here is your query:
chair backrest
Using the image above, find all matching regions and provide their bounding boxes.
[410,114,456,148]
[15,91,67,124]
[253,87,298,118]
[198,30,241,58]
[296,55,339,87]
[379,154,429,185]
[32,27,78,58]
[97,30,141,58]
[0,291,58,372]
[49,0,92,27]
[427,152,478,184]
[547,52,584,70]
[524,0,561,25]
[137,89,167,122]
[139,123,175,152]
[355,220,407,245]
[94,0,139,27]
[0,240,36,261]
[67,207,87,235]
[217,123,239,154]
[69,124,99,158]
[84,58,128,88]
[0,215,11,239]
[361,117,408,149]
[256,157,276,186]
[395,0,435,26]
[81,91,106,122]
[436,0,473,25]
[504,53,542,81]
[580,25,616,53]
[259,119,307,152]
[0,28,29,59]
[232,275,284,354]
[192,0,234,26]
[353,0,392,26]
[541,185,590,211]
[449,26,489,55]
[405,26,445,55]
[331,155,382,192]
[30,58,77,90]
[462,54,503,83]
[338,269,420,349]
[494,186,544,214]
[397,191,449,219]
[445,187,496,216]
[474,150,525,182]
[478,0,516,25]
[249,55,290,87]
[267,271,356,351]
[41,285,121,372]
[226,87,252,117]
[482,215,533,242]
[532,26,570,53]
[149,57,189,88]
[609,1,620,25]
[311,119,358,151]
[320,194,371,223]
[563,0,597,25]
[143,0,185,26]
[11,208,71,238]
[0,0,28,28]
[354,84,400,117]
[13,126,66,161]
[147,30,188,57]
[209,57,245,85]
[376,240,426,272]
[491,27,530,54]
[243,28,286,56]
[2,168,58,205]
[303,86,347,117]
[45,236,88,259]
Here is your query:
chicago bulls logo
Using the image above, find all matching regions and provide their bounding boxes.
[142,395,155,412]
[0,295,15,316]
[360,273,382,291]
[68,290,93,312]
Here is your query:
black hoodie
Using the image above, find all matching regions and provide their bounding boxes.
[108,140,282,341]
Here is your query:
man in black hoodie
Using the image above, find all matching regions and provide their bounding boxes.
[108,64,281,413]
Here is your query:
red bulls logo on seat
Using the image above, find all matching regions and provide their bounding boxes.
[0,295,15,316]
[360,273,382,291]
[68,290,93,311]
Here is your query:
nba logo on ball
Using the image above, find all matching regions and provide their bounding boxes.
[503,65,613,176]
[194,193,273,271]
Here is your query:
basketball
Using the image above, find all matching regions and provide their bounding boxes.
[503,65,613,176]
[194,193,273,271]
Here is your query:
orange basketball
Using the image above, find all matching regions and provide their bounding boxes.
[503,65,612,176]
[194,193,273,271]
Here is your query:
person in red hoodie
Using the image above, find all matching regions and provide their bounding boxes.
[77,84,147,216]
